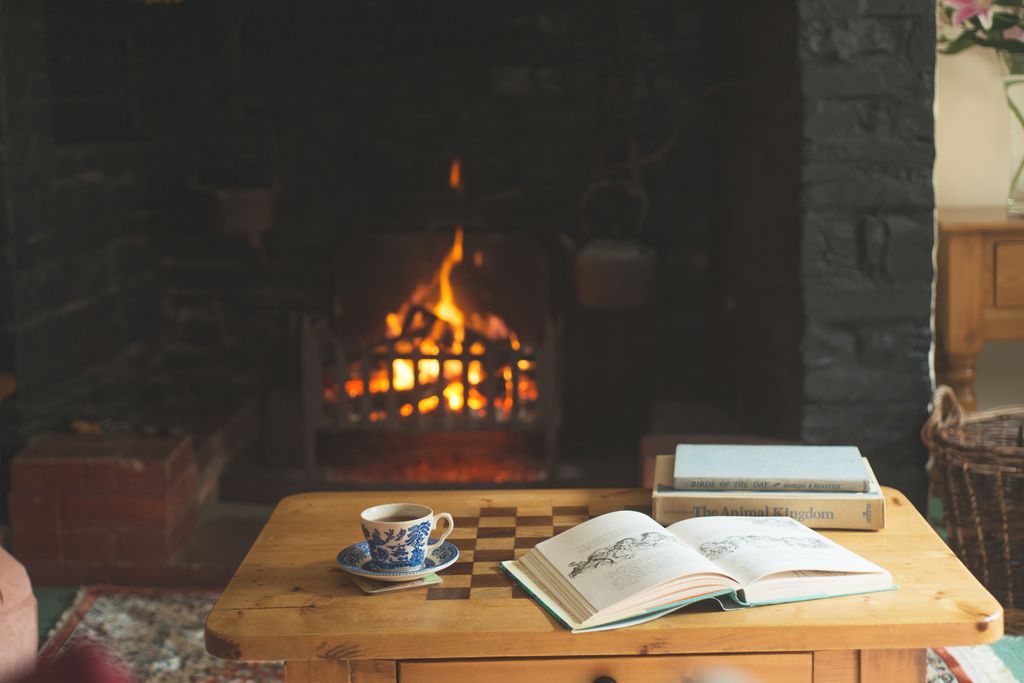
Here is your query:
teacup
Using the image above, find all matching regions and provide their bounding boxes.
[360,503,454,571]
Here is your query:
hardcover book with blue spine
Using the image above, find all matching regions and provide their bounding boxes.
[673,444,870,492]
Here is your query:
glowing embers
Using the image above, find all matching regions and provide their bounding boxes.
[321,431,547,484]
[328,320,540,427]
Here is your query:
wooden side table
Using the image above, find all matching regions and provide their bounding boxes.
[937,207,1024,410]
[205,487,1002,682]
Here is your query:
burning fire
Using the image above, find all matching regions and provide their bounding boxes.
[449,157,462,191]
[330,159,539,424]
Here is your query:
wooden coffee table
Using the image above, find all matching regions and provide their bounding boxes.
[205,488,1003,682]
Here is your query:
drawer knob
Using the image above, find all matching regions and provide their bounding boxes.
[593,677,616,683]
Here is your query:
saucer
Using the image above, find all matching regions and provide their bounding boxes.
[336,541,459,583]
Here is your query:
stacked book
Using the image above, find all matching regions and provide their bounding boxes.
[652,444,885,530]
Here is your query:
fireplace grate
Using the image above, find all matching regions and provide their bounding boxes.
[334,305,539,430]
[301,312,557,436]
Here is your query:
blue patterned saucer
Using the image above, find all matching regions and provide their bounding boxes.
[336,541,459,583]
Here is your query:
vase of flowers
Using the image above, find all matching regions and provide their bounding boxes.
[940,0,1024,215]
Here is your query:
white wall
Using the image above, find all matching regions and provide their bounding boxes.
[935,49,1024,408]
[934,49,1008,206]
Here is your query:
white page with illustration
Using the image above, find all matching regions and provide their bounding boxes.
[533,510,728,613]
[666,516,886,586]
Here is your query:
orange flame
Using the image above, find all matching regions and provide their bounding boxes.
[467,361,483,385]
[393,359,415,391]
[418,395,440,414]
[434,228,465,353]
[449,158,462,191]
[418,358,440,384]
[334,158,539,422]
[443,382,463,411]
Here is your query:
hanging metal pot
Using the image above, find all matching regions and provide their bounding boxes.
[574,177,656,310]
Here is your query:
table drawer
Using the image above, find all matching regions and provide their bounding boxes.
[995,241,1024,307]
[400,653,812,683]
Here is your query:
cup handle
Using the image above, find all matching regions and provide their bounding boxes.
[427,512,454,549]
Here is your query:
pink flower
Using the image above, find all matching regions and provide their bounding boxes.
[947,0,996,30]
[1006,25,1024,42]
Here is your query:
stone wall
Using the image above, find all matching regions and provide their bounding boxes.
[798,0,935,506]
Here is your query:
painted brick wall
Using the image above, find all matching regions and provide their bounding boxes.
[798,0,935,506]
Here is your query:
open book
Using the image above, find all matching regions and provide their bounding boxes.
[501,511,894,632]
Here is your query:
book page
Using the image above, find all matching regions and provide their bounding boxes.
[534,510,725,612]
[666,516,886,586]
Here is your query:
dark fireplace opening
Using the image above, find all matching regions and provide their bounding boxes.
[1,0,936,530]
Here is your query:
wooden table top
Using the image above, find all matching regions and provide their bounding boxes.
[205,487,1003,663]
[937,206,1024,232]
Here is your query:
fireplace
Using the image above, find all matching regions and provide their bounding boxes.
[300,209,559,484]
[0,1,937,516]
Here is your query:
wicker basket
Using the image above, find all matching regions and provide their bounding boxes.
[923,385,1024,633]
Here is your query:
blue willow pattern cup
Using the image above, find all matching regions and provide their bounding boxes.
[359,503,454,570]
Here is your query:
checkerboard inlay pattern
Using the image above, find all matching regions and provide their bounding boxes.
[424,504,651,601]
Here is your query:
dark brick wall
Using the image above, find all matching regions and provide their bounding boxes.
[0,0,54,519]
[0,0,50,380]
[0,1,191,436]
[798,0,935,506]
[0,1,26,374]
[707,1,803,440]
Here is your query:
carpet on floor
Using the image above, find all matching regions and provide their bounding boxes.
[929,641,1024,682]
[40,586,283,683]
[38,585,1024,683]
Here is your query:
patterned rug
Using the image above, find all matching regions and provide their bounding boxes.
[40,586,1024,682]
[41,587,283,683]
[929,638,1024,682]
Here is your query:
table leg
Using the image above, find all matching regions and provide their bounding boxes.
[859,649,925,682]
[284,660,397,683]
[941,351,978,412]
[937,231,983,413]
